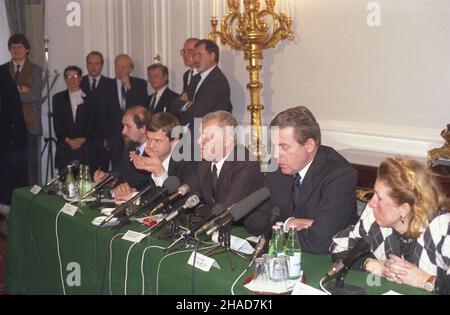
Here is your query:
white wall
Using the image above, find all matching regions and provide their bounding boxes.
[0,0,11,64]
[44,0,450,162]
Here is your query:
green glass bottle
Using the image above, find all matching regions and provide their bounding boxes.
[268,225,281,257]
[65,165,77,199]
[284,226,302,280]
[83,165,92,194]
[275,222,286,256]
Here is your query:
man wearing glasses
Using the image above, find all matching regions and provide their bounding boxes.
[173,39,233,129]
[53,66,94,171]
[180,38,199,94]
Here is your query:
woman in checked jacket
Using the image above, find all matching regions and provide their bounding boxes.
[330,156,450,294]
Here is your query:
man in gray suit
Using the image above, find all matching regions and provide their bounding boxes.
[7,34,43,185]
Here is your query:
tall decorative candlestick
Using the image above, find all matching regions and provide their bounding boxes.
[209,0,294,161]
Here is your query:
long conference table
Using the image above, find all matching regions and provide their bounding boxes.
[4,187,427,295]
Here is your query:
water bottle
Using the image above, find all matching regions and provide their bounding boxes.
[77,164,85,196]
[268,225,281,257]
[65,165,77,199]
[83,165,92,194]
[275,222,286,256]
[284,226,302,280]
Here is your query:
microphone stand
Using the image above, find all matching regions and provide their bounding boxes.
[204,225,235,271]
[40,36,58,183]
[157,203,181,241]
[324,269,366,295]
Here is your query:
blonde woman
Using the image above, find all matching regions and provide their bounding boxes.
[331,156,449,293]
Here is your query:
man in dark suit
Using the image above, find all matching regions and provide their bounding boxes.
[180,38,199,94]
[53,66,93,171]
[94,106,151,200]
[186,111,264,218]
[121,112,196,201]
[174,39,232,129]
[0,59,28,208]
[7,34,43,186]
[147,63,179,114]
[244,106,358,254]
[106,54,149,170]
[80,51,115,171]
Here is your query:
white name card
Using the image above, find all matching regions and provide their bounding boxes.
[30,185,42,195]
[187,251,220,272]
[122,230,147,243]
[60,203,78,217]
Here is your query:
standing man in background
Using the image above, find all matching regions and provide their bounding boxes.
[106,54,148,170]
[147,63,178,115]
[80,51,115,171]
[0,54,28,214]
[174,39,232,129]
[7,34,43,185]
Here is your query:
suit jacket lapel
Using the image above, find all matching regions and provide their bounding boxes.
[63,91,76,128]
[298,146,325,205]
[195,66,218,98]
[199,161,214,202]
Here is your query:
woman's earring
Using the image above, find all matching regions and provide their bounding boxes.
[400,216,405,224]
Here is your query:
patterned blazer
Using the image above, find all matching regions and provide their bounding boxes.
[330,205,450,280]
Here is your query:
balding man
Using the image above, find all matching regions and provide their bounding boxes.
[106,54,148,169]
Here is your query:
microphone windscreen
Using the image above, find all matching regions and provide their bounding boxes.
[163,176,181,194]
[185,195,200,208]
[230,187,271,222]
[342,237,372,267]
[210,203,226,217]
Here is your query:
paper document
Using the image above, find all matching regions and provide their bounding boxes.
[211,232,255,255]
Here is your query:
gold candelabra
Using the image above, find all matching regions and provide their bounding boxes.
[209,0,294,161]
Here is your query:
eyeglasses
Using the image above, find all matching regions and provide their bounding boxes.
[65,74,80,80]
[180,49,194,56]
[194,52,208,58]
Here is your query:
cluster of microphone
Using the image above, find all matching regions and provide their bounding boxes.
[97,177,272,238]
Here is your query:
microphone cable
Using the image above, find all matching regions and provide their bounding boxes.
[231,260,254,295]
[140,244,165,295]
[319,276,332,295]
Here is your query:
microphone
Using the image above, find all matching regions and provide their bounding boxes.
[79,171,119,200]
[150,184,190,214]
[164,195,200,222]
[190,203,227,236]
[44,160,80,188]
[322,237,372,283]
[121,176,181,219]
[100,176,180,226]
[251,206,281,261]
[205,187,271,236]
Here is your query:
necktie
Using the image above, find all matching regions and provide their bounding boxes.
[91,79,97,91]
[291,174,302,213]
[187,73,201,101]
[135,146,141,156]
[149,93,157,111]
[211,164,219,199]
[121,84,127,110]
[15,64,21,82]
[187,69,194,86]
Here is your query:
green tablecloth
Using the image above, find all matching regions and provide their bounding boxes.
[5,187,427,295]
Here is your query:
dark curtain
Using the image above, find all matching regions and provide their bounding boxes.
[4,0,43,35]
